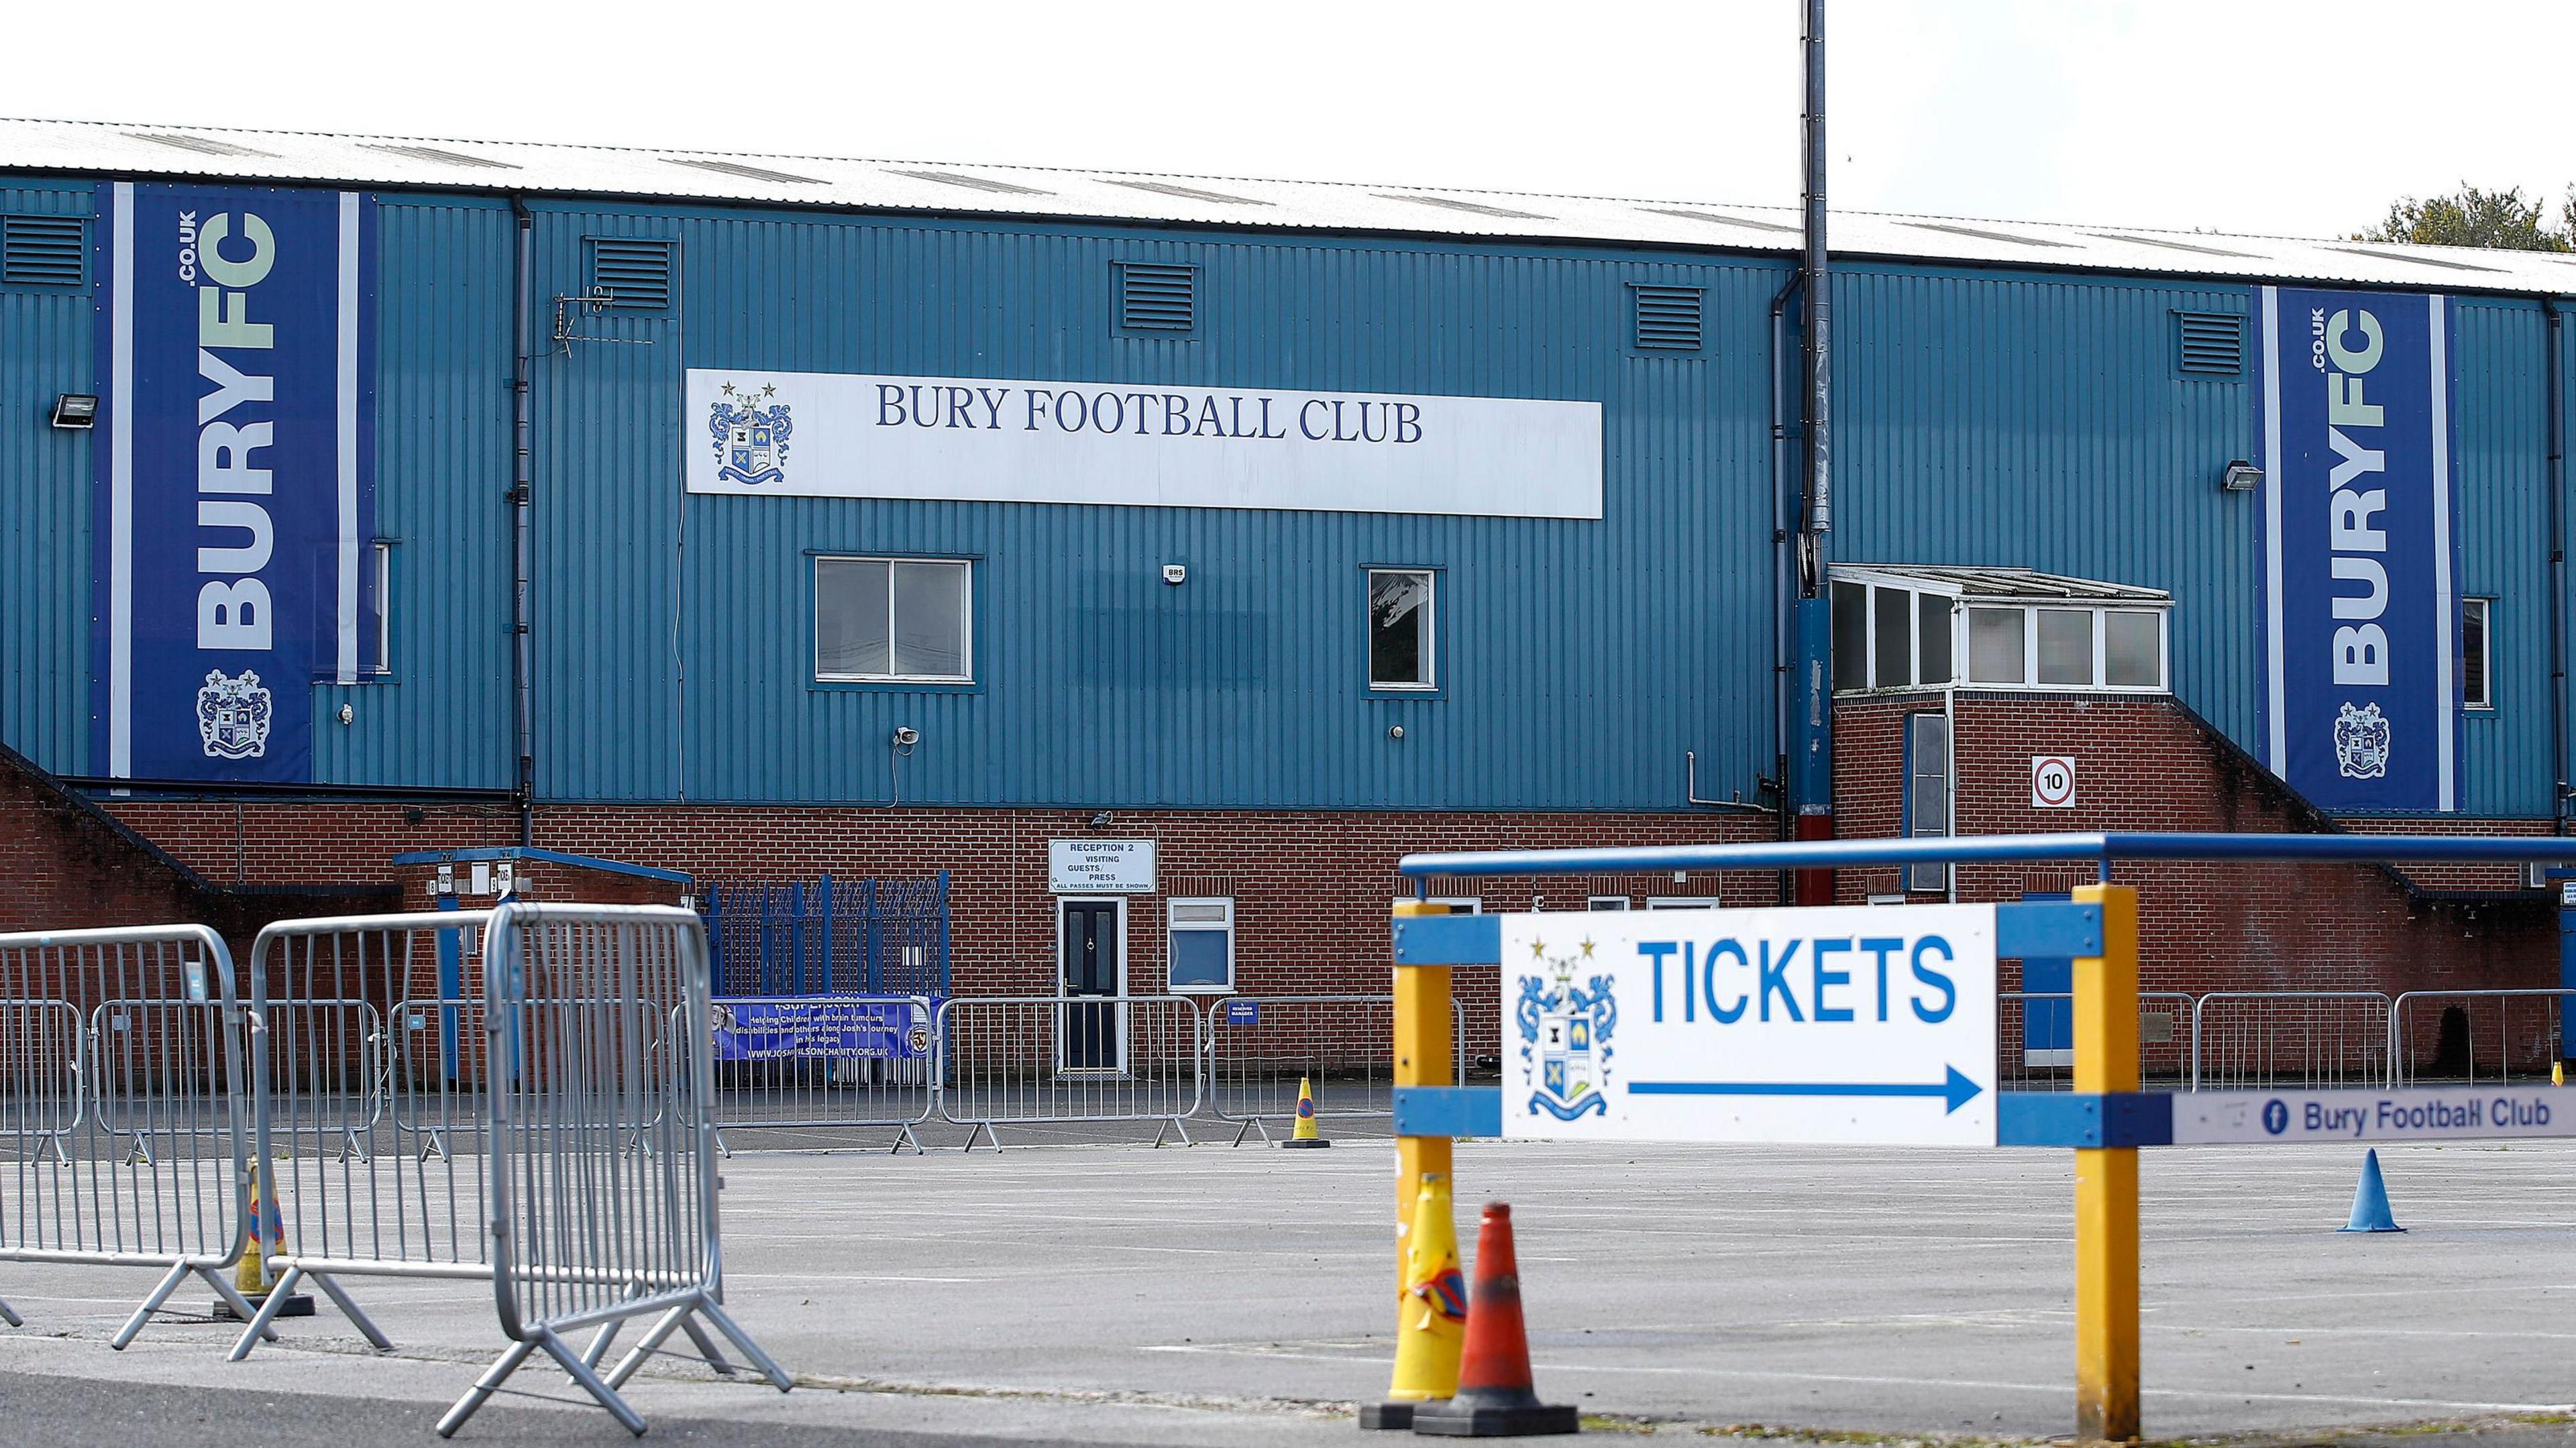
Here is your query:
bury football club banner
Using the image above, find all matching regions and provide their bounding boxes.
[2258,286,2459,812]
[91,183,378,783]
[684,368,1603,518]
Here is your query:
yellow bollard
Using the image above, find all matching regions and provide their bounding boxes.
[1360,1172,1466,1428]
[1282,1076,1332,1148]
[1365,897,1461,1430]
[2072,882,2141,1445]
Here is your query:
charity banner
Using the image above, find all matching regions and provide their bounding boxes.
[2258,286,2459,812]
[684,368,1603,518]
[709,997,936,1062]
[91,182,377,783]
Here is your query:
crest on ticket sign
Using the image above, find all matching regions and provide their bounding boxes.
[1516,941,1617,1121]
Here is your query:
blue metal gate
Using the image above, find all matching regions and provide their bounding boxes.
[700,873,950,998]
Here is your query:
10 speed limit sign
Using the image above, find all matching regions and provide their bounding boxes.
[2029,756,2076,808]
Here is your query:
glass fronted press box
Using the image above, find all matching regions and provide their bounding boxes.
[1828,565,2172,695]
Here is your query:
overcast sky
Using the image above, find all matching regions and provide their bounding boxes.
[25,1,2574,239]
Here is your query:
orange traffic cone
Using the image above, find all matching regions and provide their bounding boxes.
[1412,1202,1579,1437]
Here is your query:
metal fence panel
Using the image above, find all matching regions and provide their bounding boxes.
[1201,995,1468,1143]
[0,924,257,1345]
[937,995,1203,1148]
[710,994,937,1152]
[1997,992,2195,1093]
[702,875,949,998]
[2192,991,2392,1090]
[443,902,787,1437]
[233,910,500,1359]
[2392,989,2565,1086]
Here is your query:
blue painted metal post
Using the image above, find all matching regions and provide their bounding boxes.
[759,885,777,996]
[435,891,462,1082]
[936,871,953,996]
[790,881,808,996]
[864,877,882,995]
[818,872,836,996]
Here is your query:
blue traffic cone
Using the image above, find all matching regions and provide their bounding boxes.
[2339,1148,2405,1233]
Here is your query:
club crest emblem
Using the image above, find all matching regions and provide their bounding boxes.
[2331,701,2392,781]
[1516,940,1617,1121]
[708,382,792,486]
[195,669,272,760]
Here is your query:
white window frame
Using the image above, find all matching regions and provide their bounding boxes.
[814,556,974,685]
[2463,597,2494,711]
[1956,603,2168,695]
[1367,567,1438,691]
[1585,895,1631,911]
[1165,897,1235,995]
[368,539,394,676]
[1644,896,1719,909]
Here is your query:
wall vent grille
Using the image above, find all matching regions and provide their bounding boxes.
[587,237,676,311]
[3,215,86,288]
[2174,311,2244,376]
[1117,262,1196,334]
[1631,284,1705,352]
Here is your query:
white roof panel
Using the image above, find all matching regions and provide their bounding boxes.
[8,117,2576,296]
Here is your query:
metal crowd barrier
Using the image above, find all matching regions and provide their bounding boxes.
[709,994,938,1154]
[1202,995,1468,1144]
[229,910,500,1358]
[0,924,269,1346]
[441,902,788,1437]
[1997,991,2194,1092]
[2191,990,2392,1090]
[2392,988,2565,1086]
[936,995,1203,1148]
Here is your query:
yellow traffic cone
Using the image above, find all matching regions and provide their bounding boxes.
[1282,1076,1332,1149]
[1358,1171,1466,1429]
[221,1161,313,1321]
[2556,1060,2565,1088]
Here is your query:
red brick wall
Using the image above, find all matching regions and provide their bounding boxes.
[101,800,1787,1057]
[1829,692,2556,1010]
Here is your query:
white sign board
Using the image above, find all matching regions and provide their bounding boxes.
[2173,1087,2576,1146]
[1501,905,1998,1147]
[1048,839,1157,894]
[2030,756,2076,809]
[686,369,1603,519]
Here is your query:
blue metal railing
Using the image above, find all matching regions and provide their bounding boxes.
[1397,830,2576,885]
[700,873,950,998]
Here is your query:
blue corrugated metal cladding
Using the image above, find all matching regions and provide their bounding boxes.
[0,184,2564,816]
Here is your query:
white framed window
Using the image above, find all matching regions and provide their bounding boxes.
[1902,712,1951,893]
[816,557,972,683]
[1959,604,2165,694]
[1165,897,1234,993]
[2463,598,2493,710]
[1832,579,1957,692]
[1368,569,1436,689]
[370,539,394,676]
[1585,895,1631,911]
[1644,896,1719,909]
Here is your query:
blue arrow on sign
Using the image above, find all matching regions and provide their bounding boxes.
[1629,1066,1984,1115]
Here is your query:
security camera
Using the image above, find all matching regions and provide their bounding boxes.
[1161,563,1188,586]
[891,726,920,748]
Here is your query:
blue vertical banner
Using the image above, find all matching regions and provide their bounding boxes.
[2259,286,2460,812]
[91,183,377,783]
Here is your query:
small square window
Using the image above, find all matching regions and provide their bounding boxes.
[1368,569,1436,689]
[817,557,971,683]
[2463,598,2493,710]
[1968,608,2026,684]
[2104,610,2161,689]
[1167,897,1234,993]
[1585,895,1631,911]
[2035,609,2094,686]
[1874,586,1914,689]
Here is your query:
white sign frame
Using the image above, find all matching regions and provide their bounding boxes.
[1048,839,1157,894]
[2030,755,2077,809]
[687,368,1603,519]
[1499,904,1998,1148]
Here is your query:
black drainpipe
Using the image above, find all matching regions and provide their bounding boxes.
[2548,297,2569,834]
[1770,270,1801,873]
[508,198,537,848]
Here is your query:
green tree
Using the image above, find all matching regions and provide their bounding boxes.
[2357,184,2573,252]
